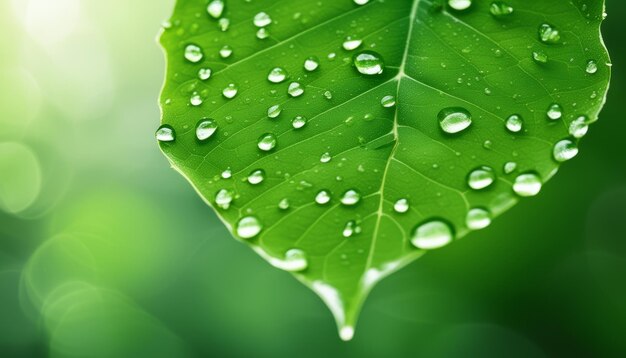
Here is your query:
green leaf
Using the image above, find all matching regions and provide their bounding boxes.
[158,0,610,340]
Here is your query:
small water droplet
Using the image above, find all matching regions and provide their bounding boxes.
[156,125,176,142]
[503,161,517,174]
[292,115,307,129]
[393,198,409,214]
[532,50,548,64]
[278,198,290,210]
[381,95,396,108]
[215,189,234,209]
[340,189,361,206]
[323,90,333,100]
[569,115,590,138]
[221,168,232,179]
[236,216,262,239]
[353,50,384,75]
[438,107,472,134]
[411,220,454,250]
[553,138,579,162]
[320,152,332,163]
[505,114,523,133]
[256,28,269,40]
[222,83,238,99]
[448,0,472,11]
[196,118,218,140]
[513,172,543,197]
[219,45,233,58]
[315,190,331,205]
[354,0,370,5]
[218,18,230,31]
[184,44,204,63]
[490,1,514,17]
[198,68,212,80]
[288,82,304,97]
[247,169,266,185]
[267,104,282,118]
[190,93,203,106]
[547,103,563,120]
[343,36,363,51]
[343,220,362,237]
[466,208,492,230]
[304,56,320,71]
[280,249,308,272]
[258,133,277,151]
[586,59,598,74]
[467,166,496,190]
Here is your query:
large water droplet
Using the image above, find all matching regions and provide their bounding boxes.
[553,139,579,162]
[184,44,204,63]
[207,0,225,19]
[354,0,369,5]
[340,189,361,206]
[467,166,496,190]
[538,23,560,44]
[569,115,590,138]
[236,216,262,239]
[258,133,277,151]
[505,114,523,133]
[156,125,176,142]
[353,51,384,75]
[411,220,454,250]
[466,208,492,230]
[196,119,218,141]
[253,12,272,27]
[438,107,472,134]
[268,67,288,83]
[513,172,543,197]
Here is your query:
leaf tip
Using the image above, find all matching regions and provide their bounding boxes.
[339,325,355,342]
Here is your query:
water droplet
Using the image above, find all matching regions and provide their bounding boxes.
[256,28,269,40]
[343,36,362,51]
[207,0,225,19]
[156,125,176,142]
[268,67,288,83]
[340,189,361,206]
[586,59,598,74]
[438,107,472,134]
[247,169,266,185]
[184,44,204,63]
[196,118,218,140]
[278,198,290,210]
[253,12,272,27]
[569,115,590,138]
[343,220,362,237]
[323,90,333,100]
[280,249,308,272]
[393,198,409,214]
[538,23,560,44]
[218,18,230,31]
[215,189,234,209]
[553,138,579,162]
[267,104,282,118]
[288,82,304,97]
[222,83,238,99]
[292,115,307,129]
[532,50,548,64]
[513,172,542,197]
[503,161,517,174]
[219,45,233,58]
[258,133,277,151]
[505,114,523,133]
[198,68,212,80]
[466,208,492,230]
[381,95,396,108]
[315,190,331,205]
[547,103,563,120]
[490,1,514,17]
[320,152,332,163]
[221,168,232,179]
[411,220,454,250]
[236,216,262,239]
[354,0,369,5]
[353,50,384,75]
[448,0,472,11]
[190,93,203,106]
[304,56,320,71]
[467,166,496,190]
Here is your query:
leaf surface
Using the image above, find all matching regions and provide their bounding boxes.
[158,0,610,340]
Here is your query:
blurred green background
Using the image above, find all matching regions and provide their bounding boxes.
[0,0,624,357]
